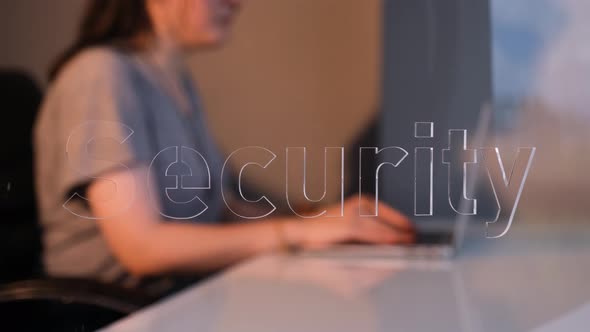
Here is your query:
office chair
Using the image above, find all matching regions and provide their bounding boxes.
[0,69,43,282]
[0,70,154,331]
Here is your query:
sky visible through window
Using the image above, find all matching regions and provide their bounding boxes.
[491,0,589,213]
[492,0,590,126]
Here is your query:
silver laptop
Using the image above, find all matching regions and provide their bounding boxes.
[304,104,492,260]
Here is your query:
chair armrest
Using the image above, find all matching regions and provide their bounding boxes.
[0,278,155,313]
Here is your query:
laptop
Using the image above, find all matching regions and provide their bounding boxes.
[304,104,492,260]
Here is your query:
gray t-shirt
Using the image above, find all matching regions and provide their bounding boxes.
[34,47,227,294]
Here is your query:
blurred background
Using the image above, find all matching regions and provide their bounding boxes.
[490,0,590,220]
[0,0,381,210]
[0,0,588,241]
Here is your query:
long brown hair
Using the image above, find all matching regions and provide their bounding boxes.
[49,0,153,81]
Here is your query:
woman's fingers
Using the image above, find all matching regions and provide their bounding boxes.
[358,196,414,233]
[376,201,414,232]
[298,197,416,248]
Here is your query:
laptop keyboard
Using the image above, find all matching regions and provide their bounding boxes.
[302,231,456,260]
[414,231,454,245]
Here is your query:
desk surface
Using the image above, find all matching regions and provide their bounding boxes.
[102,221,590,332]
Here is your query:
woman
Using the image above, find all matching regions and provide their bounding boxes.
[34,0,414,296]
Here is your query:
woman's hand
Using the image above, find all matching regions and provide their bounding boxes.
[89,166,415,276]
[283,196,415,250]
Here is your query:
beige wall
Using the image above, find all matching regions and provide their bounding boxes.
[0,1,86,82]
[190,0,381,206]
[1,0,381,208]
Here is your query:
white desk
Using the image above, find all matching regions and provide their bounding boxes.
[102,221,590,332]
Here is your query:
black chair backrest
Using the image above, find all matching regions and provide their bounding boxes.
[0,70,43,281]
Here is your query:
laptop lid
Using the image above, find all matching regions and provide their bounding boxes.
[452,103,493,251]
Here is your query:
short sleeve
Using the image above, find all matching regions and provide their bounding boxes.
[49,48,154,199]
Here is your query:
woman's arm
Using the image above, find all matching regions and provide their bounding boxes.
[88,166,414,277]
